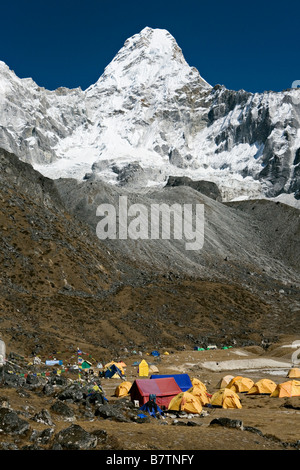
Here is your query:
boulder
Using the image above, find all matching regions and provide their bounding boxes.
[32,408,53,426]
[0,408,30,436]
[95,403,131,422]
[3,371,26,388]
[209,417,244,430]
[53,424,97,450]
[30,427,55,445]
[51,400,75,420]
[57,383,88,402]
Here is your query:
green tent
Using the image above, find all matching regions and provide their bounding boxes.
[80,360,92,369]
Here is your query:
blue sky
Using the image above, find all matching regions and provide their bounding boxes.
[1,0,299,93]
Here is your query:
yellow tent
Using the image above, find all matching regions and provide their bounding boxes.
[210,388,242,409]
[168,392,203,414]
[117,361,127,369]
[188,386,210,405]
[228,375,243,383]
[138,359,149,377]
[247,379,277,395]
[270,380,300,398]
[216,375,235,389]
[226,376,254,393]
[191,378,207,392]
[105,361,126,368]
[115,381,132,397]
[287,367,300,378]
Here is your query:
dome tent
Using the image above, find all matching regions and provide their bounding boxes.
[210,388,242,409]
[149,365,159,373]
[270,380,300,398]
[247,379,277,395]
[216,375,235,389]
[191,378,207,392]
[226,376,254,393]
[188,386,210,405]
[104,361,125,375]
[115,381,132,397]
[287,367,300,378]
[168,392,203,414]
[104,363,124,379]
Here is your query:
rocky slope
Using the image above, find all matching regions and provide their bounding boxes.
[0,148,299,359]
[0,27,300,206]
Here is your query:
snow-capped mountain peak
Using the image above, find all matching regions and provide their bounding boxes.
[93,27,209,91]
[0,28,299,206]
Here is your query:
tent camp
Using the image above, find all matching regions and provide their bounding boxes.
[287,367,300,378]
[247,379,277,395]
[210,388,242,409]
[115,381,132,397]
[270,380,300,398]
[168,392,203,414]
[138,360,149,377]
[226,376,254,393]
[130,377,182,408]
[150,374,192,392]
[188,386,210,405]
[216,375,235,389]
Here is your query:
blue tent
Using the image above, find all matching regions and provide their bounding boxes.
[104,364,123,379]
[150,374,192,392]
[151,350,160,357]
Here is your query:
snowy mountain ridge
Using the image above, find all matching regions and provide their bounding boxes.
[0,27,300,207]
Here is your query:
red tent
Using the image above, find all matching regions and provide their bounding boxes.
[130,377,182,408]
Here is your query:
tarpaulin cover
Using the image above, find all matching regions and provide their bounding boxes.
[150,374,192,392]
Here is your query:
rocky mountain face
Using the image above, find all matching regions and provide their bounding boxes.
[0,27,299,205]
